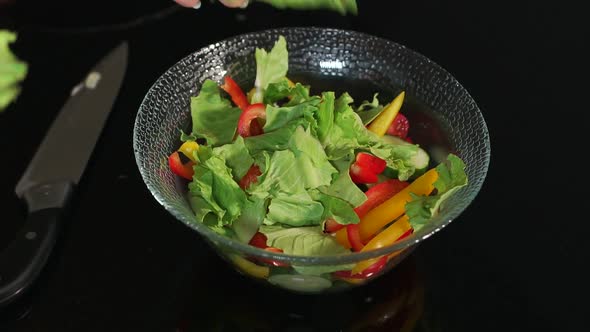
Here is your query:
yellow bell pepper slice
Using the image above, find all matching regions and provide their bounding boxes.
[335,168,438,248]
[228,254,270,279]
[178,141,199,162]
[351,215,412,274]
[366,91,405,137]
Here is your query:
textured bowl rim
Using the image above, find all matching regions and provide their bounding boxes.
[133,26,491,265]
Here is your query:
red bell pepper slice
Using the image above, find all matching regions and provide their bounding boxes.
[354,179,409,219]
[324,218,344,233]
[333,255,388,279]
[239,164,262,190]
[248,232,288,267]
[221,76,249,111]
[387,112,410,138]
[347,223,364,252]
[349,152,386,184]
[248,231,268,248]
[324,179,408,233]
[168,151,194,180]
[237,103,266,137]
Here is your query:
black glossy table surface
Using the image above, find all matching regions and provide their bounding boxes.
[1,1,587,331]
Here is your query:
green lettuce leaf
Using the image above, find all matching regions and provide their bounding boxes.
[259,225,354,275]
[288,126,337,189]
[190,79,241,146]
[265,191,324,226]
[312,190,359,226]
[257,0,358,15]
[263,99,318,132]
[316,91,335,143]
[318,156,367,208]
[355,93,384,125]
[232,196,268,243]
[251,36,288,104]
[0,30,28,112]
[212,136,254,181]
[405,154,469,231]
[188,146,246,226]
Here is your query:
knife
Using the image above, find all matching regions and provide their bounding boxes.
[0,41,128,307]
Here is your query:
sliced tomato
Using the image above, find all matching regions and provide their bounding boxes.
[354,179,409,219]
[248,231,268,248]
[386,112,410,138]
[239,164,262,190]
[347,224,364,252]
[324,218,344,233]
[168,151,194,180]
[237,103,266,137]
[221,76,249,111]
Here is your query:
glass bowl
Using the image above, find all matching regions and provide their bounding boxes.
[133,27,490,293]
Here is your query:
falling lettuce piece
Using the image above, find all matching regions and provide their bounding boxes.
[190,79,242,146]
[251,36,289,104]
[0,30,28,112]
[405,154,469,231]
[257,0,358,15]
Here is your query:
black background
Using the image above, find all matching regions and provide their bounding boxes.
[0,0,587,331]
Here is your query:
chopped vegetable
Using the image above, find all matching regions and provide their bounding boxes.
[168,35,469,285]
[237,103,266,137]
[387,112,410,138]
[221,75,249,111]
[168,151,195,180]
[0,30,28,112]
[367,91,405,137]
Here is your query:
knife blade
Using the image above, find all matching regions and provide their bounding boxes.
[0,41,128,307]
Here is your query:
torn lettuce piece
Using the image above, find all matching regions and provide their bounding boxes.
[265,191,325,227]
[355,93,384,125]
[188,146,246,226]
[311,190,360,226]
[257,0,358,15]
[232,196,268,243]
[251,36,288,104]
[212,136,254,181]
[317,155,366,208]
[405,154,468,231]
[260,225,354,275]
[0,30,28,112]
[190,79,241,146]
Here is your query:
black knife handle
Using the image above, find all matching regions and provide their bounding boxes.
[0,182,72,307]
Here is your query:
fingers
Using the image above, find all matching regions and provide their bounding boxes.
[219,0,249,8]
[174,0,201,8]
[174,0,249,9]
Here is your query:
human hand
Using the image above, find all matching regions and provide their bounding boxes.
[174,0,249,9]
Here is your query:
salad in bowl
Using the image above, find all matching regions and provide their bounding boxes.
[134,28,490,293]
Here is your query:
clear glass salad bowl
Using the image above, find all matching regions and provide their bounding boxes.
[133,27,490,293]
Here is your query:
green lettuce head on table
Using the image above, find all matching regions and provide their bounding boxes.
[0,30,28,112]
